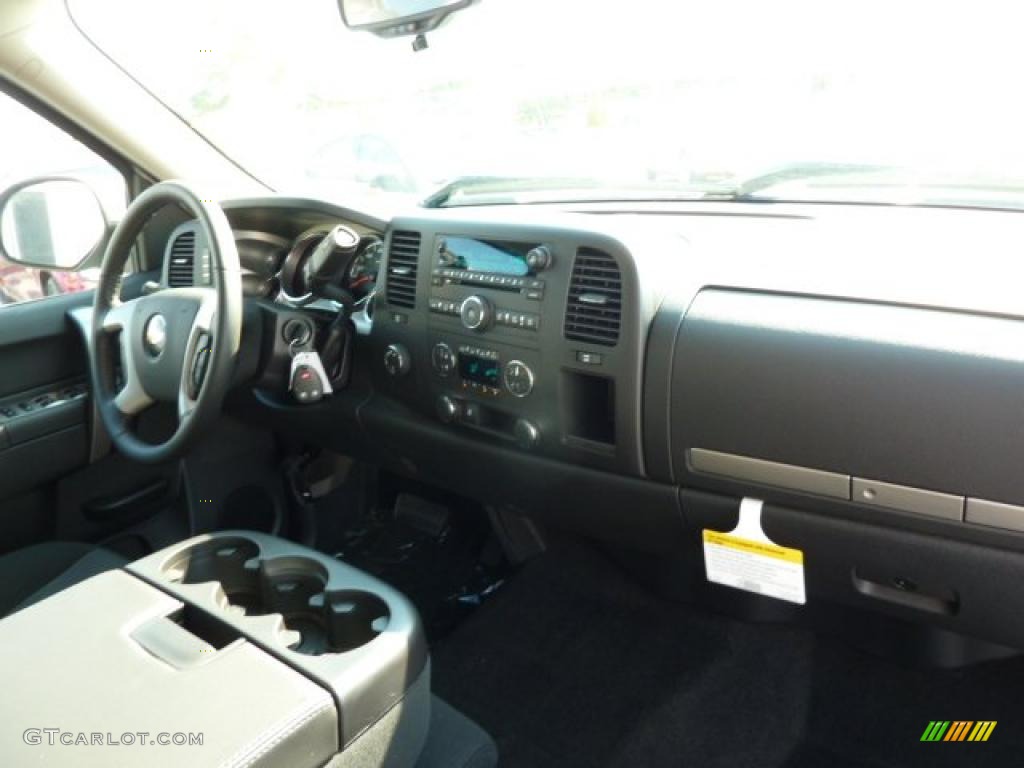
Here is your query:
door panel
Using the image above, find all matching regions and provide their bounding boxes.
[0,293,93,511]
[0,272,184,556]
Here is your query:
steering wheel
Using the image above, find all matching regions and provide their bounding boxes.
[88,181,243,463]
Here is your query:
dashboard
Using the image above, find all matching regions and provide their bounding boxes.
[160,195,1024,650]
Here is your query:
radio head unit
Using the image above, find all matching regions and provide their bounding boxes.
[428,236,552,335]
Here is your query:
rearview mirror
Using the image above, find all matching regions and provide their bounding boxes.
[339,0,478,38]
[0,178,107,271]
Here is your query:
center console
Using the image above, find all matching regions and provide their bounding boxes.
[371,215,656,476]
[0,532,430,768]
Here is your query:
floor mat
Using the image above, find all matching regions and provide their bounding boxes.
[432,543,1024,768]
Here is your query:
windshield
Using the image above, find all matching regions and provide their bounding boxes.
[74,0,1024,209]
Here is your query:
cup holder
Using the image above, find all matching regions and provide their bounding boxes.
[161,539,390,656]
[307,590,391,656]
[162,537,262,611]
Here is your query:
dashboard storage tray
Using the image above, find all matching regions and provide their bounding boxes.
[129,531,428,749]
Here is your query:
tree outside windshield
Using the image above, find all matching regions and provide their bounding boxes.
[73,0,1024,207]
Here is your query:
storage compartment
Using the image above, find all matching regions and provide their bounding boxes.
[561,370,616,445]
[219,484,281,533]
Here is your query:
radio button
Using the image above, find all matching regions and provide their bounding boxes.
[504,360,535,398]
[460,295,494,331]
[525,245,553,272]
[432,343,455,377]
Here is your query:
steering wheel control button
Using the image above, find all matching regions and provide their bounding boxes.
[189,332,213,398]
[503,360,535,397]
[383,343,411,377]
[460,295,493,331]
[143,313,167,358]
[431,342,456,377]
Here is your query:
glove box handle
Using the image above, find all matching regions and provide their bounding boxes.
[851,568,959,616]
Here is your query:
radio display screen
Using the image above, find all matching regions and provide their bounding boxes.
[458,353,501,387]
[439,237,532,276]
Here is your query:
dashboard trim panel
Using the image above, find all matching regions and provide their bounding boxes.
[689,448,850,499]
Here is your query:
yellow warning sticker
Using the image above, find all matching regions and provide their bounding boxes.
[701,500,806,605]
[702,531,804,565]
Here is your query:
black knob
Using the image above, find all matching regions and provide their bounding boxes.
[436,395,460,424]
[525,245,553,272]
[460,295,493,331]
[383,343,411,377]
[514,419,541,449]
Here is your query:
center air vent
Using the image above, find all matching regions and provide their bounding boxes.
[167,230,196,287]
[564,247,622,346]
[385,230,421,308]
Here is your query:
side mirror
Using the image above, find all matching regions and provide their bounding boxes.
[0,178,107,271]
[339,0,478,39]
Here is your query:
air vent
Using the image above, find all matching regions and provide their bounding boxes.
[167,230,196,287]
[385,230,421,308]
[564,247,622,346]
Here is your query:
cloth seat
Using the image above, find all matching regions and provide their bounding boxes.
[0,541,127,617]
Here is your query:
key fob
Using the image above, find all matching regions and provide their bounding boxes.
[290,350,333,403]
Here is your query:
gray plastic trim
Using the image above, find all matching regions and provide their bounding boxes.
[128,531,428,750]
[965,498,1024,532]
[851,477,964,522]
[688,448,850,499]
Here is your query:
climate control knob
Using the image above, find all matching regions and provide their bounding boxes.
[431,342,456,377]
[503,360,535,397]
[460,295,493,331]
[383,343,411,377]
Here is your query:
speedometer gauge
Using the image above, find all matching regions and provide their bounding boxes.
[348,238,383,296]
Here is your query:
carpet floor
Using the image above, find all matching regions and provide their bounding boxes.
[431,543,1024,768]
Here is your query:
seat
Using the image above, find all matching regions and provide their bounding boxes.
[0,541,127,618]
